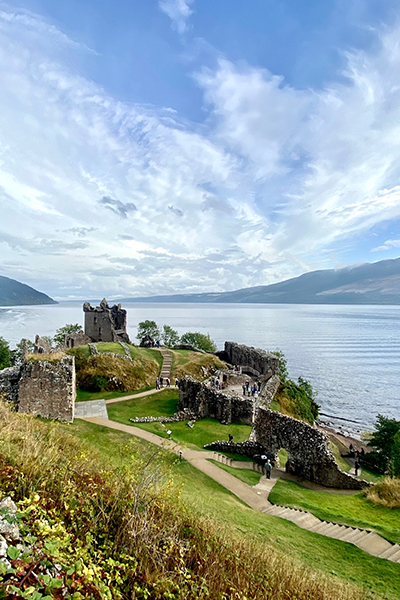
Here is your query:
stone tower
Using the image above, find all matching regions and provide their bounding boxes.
[83,298,130,343]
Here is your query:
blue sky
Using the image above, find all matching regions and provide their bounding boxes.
[1,0,400,299]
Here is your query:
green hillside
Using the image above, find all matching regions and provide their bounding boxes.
[0,275,56,306]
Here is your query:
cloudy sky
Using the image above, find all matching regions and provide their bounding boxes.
[1,0,400,300]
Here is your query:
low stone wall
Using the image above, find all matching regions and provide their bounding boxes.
[204,440,265,457]
[0,357,75,423]
[224,342,279,377]
[130,409,197,424]
[64,331,91,349]
[178,376,254,425]
[254,408,368,489]
[258,374,280,408]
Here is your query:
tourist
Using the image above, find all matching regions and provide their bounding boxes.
[175,377,179,387]
[354,460,360,476]
[160,376,164,388]
[265,460,272,479]
[228,434,233,442]
[242,384,246,396]
[156,378,160,390]
[166,377,170,387]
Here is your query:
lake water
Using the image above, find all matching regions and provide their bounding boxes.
[1,301,399,436]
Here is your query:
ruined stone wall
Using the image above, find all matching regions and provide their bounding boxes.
[83,298,129,343]
[0,357,75,422]
[178,376,254,425]
[254,408,367,489]
[224,342,279,377]
[17,357,75,422]
[0,366,20,408]
[64,331,91,349]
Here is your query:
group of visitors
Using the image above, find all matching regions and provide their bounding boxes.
[242,381,258,397]
[155,376,179,389]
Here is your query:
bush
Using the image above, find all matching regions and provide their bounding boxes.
[0,336,12,369]
[365,477,400,509]
[180,332,217,352]
[53,323,81,346]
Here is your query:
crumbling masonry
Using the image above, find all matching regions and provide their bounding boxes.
[0,356,75,422]
[83,298,130,343]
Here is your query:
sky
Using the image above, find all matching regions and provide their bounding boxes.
[1,0,400,300]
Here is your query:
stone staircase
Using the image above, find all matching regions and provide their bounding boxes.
[212,452,400,563]
[159,348,172,381]
[263,503,400,562]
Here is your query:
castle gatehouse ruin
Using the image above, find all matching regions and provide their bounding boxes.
[253,408,367,489]
[83,298,130,343]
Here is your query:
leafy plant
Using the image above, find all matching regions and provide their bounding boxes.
[136,320,160,342]
[162,325,180,348]
[180,332,217,352]
[0,336,12,369]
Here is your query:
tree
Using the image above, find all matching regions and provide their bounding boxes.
[368,414,400,476]
[0,336,12,369]
[136,320,160,342]
[162,325,180,348]
[53,323,82,347]
[180,332,217,352]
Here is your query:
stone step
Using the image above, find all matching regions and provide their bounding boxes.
[308,521,330,534]
[315,522,340,537]
[379,544,400,560]
[388,548,400,563]
[266,506,293,518]
[332,526,358,541]
[356,532,392,556]
[340,529,369,544]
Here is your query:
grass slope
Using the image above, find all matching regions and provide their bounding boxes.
[208,460,262,486]
[68,419,400,600]
[269,479,400,544]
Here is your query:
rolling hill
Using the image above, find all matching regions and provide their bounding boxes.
[0,275,57,306]
[121,257,400,305]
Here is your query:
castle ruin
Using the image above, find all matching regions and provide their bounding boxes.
[83,298,130,343]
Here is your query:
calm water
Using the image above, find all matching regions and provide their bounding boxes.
[1,302,399,435]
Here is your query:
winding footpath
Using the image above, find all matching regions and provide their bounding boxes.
[81,414,400,564]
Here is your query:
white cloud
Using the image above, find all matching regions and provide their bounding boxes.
[158,0,194,34]
[372,239,400,252]
[1,7,400,298]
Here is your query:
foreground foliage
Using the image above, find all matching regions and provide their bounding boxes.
[0,405,366,600]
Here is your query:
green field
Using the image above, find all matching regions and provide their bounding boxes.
[208,459,262,486]
[269,479,400,544]
[67,419,400,600]
[107,388,179,420]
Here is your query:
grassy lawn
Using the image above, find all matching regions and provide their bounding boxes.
[76,385,156,402]
[129,417,252,451]
[65,419,400,600]
[107,389,179,420]
[209,459,262,486]
[269,479,400,544]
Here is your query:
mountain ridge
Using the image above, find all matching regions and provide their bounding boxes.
[0,275,57,306]
[120,257,400,305]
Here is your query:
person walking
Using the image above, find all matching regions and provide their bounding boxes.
[265,459,272,480]
[166,377,170,388]
[354,460,360,477]
[156,378,160,390]
[175,377,179,387]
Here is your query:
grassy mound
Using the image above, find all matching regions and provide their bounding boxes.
[0,405,366,600]
[170,349,226,380]
[365,477,400,509]
[273,381,319,425]
[67,343,161,393]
